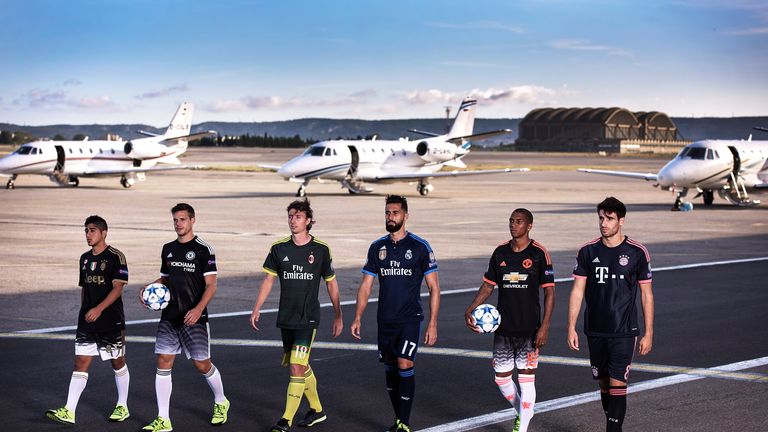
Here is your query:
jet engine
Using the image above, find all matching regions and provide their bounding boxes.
[123,141,172,159]
[416,141,460,163]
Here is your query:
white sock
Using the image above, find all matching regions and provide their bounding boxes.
[494,374,520,414]
[113,365,130,407]
[155,368,172,419]
[65,371,89,412]
[518,374,537,432]
[204,364,226,403]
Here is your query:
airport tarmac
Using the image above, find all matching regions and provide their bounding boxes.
[1,147,767,430]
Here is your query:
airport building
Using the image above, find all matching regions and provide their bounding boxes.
[515,107,691,153]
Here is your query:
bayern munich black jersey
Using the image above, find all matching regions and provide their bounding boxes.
[78,246,128,332]
[483,240,555,337]
[573,236,652,337]
[362,232,438,324]
[263,236,335,330]
[160,236,217,325]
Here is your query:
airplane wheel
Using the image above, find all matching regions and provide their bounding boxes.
[418,185,430,196]
[6,180,14,189]
[703,190,714,206]
[296,187,306,197]
[70,177,80,187]
[121,178,132,188]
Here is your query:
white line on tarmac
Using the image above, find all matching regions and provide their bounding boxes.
[418,356,768,432]
[16,255,768,335]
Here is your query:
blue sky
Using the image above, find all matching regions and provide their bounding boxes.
[1,0,766,125]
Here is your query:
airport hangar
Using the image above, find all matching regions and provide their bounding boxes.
[514,107,692,154]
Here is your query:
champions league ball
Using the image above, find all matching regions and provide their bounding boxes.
[142,283,171,311]
[472,303,501,333]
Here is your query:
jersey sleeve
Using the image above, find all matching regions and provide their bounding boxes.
[111,250,129,284]
[203,247,217,276]
[262,245,279,276]
[160,245,169,277]
[482,251,499,286]
[636,249,652,284]
[539,249,555,288]
[362,243,378,277]
[421,242,438,275]
[572,247,589,279]
[321,245,336,281]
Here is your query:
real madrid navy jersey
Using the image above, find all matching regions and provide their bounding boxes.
[362,232,438,324]
[78,246,128,332]
[263,236,335,329]
[159,236,217,325]
[573,236,652,337]
[483,240,555,337]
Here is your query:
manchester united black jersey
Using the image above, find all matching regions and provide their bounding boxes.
[263,236,335,330]
[483,240,555,337]
[78,246,128,332]
[573,236,652,337]
[159,236,217,325]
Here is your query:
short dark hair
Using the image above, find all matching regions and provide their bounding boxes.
[385,194,408,213]
[84,215,108,231]
[287,198,314,231]
[171,202,195,218]
[511,208,533,224]
[597,197,626,219]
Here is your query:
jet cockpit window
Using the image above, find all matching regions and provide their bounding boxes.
[683,147,707,160]
[713,150,720,159]
[14,146,33,155]
[304,146,326,156]
[706,149,714,160]
[332,149,338,156]
[324,147,332,156]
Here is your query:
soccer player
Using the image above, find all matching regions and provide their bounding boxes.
[46,215,131,425]
[567,197,654,432]
[141,203,229,432]
[464,208,555,432]
[250,199,343,432]
[350,195,441,432]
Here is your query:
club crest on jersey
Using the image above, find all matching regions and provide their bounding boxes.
[378,246,387,260]
[522,258,533,269]
[619,255,629,266]
[405,249,412,260]
[100,262,106,271]
[186,251,195,260]
[90,262,97,271]
[308,253,315,264]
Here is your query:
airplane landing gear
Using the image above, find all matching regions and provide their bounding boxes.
[417,182,434,196]
[120,176,133,188]
[703,189,714,206]
[6,174,17,189]
[671,188,689,211]
[69,176,79,187]
[296,180,309,197]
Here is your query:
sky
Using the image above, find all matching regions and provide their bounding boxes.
[1,0,766,126]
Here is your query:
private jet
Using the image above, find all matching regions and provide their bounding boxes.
[265,97,527,197]
[578,138,768,209]
[0,102,213,189]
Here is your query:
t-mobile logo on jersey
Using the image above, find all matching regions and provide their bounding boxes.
[595,266,610,283]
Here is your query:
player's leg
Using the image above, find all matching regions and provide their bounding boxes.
[587,336,613,429]
[184,323,229,425]
[46,331,97,424]
[393,321,421,432]
[143,320,179,431]
[492,333,520,417]
[294,330,327,428]
[514,336,540,432]
[604,337,635,432]
[378,322,402,431]
[98,330,130,422]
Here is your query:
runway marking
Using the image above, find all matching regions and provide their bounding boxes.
[1,332,766,383]
[13,255,768,334]
[419,356,768,432]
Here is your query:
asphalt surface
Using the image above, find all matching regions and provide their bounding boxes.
[3,261,767,431]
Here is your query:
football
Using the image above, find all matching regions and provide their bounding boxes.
[142,283,171,311]
[472,303,501,333]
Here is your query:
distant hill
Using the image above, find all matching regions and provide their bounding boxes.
[2,116,766,147]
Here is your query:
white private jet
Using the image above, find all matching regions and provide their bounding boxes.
[0,102,213,189]
[266,97,527,197]
[578,138,768,209]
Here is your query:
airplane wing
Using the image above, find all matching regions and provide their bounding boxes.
[447,129,513,144]
[371,168,528,181]
[81,165,206,176]
[578,168,658,182]
[258,164,283,171]
[408,129,441,137]
[137,130,161,137]
[159,131,217,145]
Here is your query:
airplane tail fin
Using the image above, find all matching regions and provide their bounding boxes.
[163,102,194,139]
[447,97,477,139]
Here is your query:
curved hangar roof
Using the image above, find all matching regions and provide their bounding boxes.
[519,107,678,140]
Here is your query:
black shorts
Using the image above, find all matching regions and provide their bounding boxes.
[280,328,316,367]
[587,336,637,383]
[75,329,125,360]
[377,321,421,363]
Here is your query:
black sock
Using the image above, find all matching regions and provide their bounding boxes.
[398,367,415,426]
[385,363,400,420]
[600,389,610,415]
[606,385,627,432]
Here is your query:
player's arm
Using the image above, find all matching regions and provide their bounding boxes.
[183,274,217,326]
[250,273,276,331]
[350,273,375,340]
[567,277,586,351]
[326,277,343,338]
[85,280,126,323]
[465,281,495,332]
[638,282,654,355]
[423,271,441,346]
[535,285,556,348]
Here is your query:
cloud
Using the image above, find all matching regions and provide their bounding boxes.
[63,78,82,86]
[549,39,632,57]
[427,21,524,33]
[404,85,558,106]
[206,89,378,112]
[13,88,117,110]
[135,83,189,100]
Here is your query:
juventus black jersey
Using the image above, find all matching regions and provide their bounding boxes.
[483,240,555,337]
[160,236,217,325]
[573,236,652,337]
[78,246,128,332]
[263,236,335,329]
